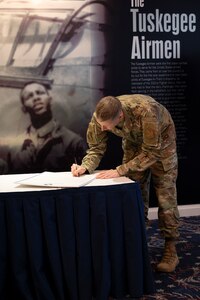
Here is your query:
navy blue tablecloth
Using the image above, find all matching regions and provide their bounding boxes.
[0,183,155,300]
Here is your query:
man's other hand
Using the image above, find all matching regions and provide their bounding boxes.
[96,169,120,179]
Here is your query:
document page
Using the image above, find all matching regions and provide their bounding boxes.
[15,172,97,188]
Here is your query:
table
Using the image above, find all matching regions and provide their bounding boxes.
[0,174,155,300]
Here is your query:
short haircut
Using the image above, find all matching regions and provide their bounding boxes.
[20,81,51,105]
[95,96,122,121]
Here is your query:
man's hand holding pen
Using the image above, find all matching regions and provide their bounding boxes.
[71,164,86,177]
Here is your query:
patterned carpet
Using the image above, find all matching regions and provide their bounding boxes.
[115,215,200,300]
[140,215,200,300]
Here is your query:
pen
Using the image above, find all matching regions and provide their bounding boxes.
[74,157,79,175]
[74,157,80,176]
[74,157,78,170]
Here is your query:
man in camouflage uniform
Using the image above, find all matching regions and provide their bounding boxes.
[71,94,180,273]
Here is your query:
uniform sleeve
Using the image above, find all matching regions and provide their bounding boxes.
[81,115,108,173]
[117,115,160,176]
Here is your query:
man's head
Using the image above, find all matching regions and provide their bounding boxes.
[95,96,123,131]
[20,82,52,116]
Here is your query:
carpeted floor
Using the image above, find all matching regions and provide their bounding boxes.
[114,216,200,300]
[101,215,200,300]
[139,215,200,300]
[115,215,200,300]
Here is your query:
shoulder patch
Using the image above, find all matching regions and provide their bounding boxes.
[143,120,159,146]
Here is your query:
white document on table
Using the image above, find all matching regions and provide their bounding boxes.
[14,171,134,189]
[15,171,97,188]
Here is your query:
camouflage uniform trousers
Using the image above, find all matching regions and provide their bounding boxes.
[128,161,180,240]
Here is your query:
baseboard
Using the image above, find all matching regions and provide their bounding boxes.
[148,204,200,220]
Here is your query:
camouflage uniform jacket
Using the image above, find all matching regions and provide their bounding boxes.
[81,94,177,175]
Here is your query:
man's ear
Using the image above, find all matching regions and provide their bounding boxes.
[21,106,27,113]
[48,94,52,104]
[119,110,124,119]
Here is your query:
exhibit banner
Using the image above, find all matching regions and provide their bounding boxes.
[0,0,116,173]
[116,0,200,205]
[0,0,199,205]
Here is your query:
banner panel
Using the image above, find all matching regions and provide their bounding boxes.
[0,0,199,205]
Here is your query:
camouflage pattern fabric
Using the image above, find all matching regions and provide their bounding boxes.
[81,94,179,239]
